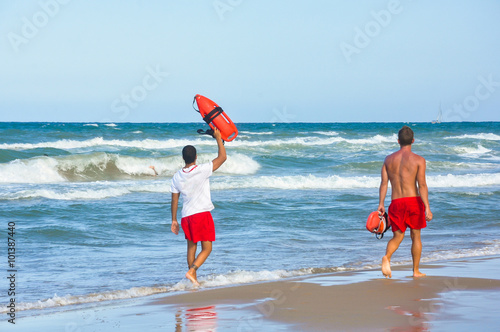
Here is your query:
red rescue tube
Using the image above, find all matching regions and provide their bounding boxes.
[366,211,390,238]
[194,94,238,142]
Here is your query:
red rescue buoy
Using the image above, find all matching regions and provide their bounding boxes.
[366,211,391,239]
[193,94,238,142]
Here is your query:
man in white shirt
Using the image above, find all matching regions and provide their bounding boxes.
[170,129,227,286]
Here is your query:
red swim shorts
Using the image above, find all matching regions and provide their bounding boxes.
[388,197,426,233]
[181,211,215,243]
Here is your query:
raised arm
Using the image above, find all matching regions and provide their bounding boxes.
[212,128,227,172]
[171,192,180,234]
[378,161,389,215]
[416,158,432,221]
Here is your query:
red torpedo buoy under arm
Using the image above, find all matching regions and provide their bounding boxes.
[193,94,238,142]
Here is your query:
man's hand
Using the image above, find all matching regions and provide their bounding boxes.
[213,128,222,140]
[377,205,385,216]
[171,220,179,235]
[425,207,433,221]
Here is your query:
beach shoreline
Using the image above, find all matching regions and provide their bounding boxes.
[12,255,500,331]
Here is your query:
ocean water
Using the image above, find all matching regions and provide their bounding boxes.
[0,122,499,315]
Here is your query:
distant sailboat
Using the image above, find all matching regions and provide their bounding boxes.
[432,104,442,124]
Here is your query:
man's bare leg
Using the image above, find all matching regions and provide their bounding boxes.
[382,230,405,278]
[186,240,198,283]
[410,229,426,278]
[185,241,212,286]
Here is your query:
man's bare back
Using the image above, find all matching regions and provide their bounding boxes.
[383,148,425,200]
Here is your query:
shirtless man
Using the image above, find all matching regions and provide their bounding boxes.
[378,126,433,278]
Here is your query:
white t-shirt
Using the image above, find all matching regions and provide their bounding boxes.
[170,162,214,218]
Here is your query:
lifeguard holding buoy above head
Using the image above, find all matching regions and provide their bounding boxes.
[193,94,238,142]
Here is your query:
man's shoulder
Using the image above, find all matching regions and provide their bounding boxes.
[171,169,182,181]
[410,151,426,163]
[384,150,400,162]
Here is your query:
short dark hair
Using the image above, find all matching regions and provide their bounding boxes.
[182,145,196,164]
[398,126,414,146]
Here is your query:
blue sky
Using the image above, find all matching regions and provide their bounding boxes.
[1,0,499,123]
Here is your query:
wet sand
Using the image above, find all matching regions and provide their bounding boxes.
[14,256,500,331]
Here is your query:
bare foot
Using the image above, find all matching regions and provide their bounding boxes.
[382,256,392,278]
[185,269,200,286]
[413,271,426,278]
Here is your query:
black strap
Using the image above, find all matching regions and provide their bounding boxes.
[193,96,199,112]
[197,128,224,144]
[203,107,223,125]
[375,212,390,240]
[197,128,214,137]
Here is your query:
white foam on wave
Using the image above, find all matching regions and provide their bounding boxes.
[0,158,65,183]
[426,161,498,171]
[115,153,259,177]
[211,173,500,190]
[0,133,397,151]
[0,182,169,200]
[1,286,169,313]
[239,131,274,135]
[312,131,339,136]
[0,153,260,185]
[429,173,500,187]
[453,145,492,156]
[104,123,117,127]
[170,269,311,292]
[424,239,500,263]
[197,153,260,176]
[211,174,380,190]
[0,137,213,151]
[230,134,397,148]
[83,124,98,127]
[5,187,132,200]
[445,133,500,141]
[3,269,310,314]
[3,171,499,199]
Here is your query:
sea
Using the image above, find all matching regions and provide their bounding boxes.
[1,122,499,316]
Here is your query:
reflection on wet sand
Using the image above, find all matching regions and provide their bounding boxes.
[175,305,217,331]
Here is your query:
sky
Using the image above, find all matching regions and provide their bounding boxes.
[1,0,499,123]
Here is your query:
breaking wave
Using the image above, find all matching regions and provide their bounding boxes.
[445,133,500,141]
[0,134,398,152]
[0,153,259,184]
[3,172,498,200]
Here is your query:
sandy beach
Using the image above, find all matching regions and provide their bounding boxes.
[13,255,500,331]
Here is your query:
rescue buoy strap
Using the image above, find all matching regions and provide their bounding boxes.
[197,128,225,144]
[203,107,224,125]
[197,128,214,137]
[192,96,199,112]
